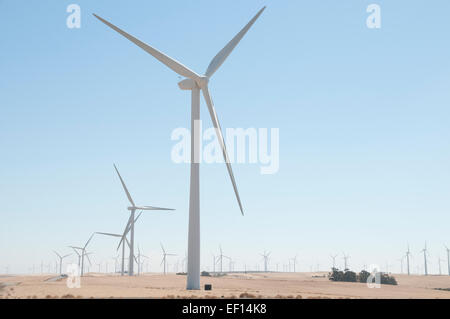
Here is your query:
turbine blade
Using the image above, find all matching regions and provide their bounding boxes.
[138,206,175,211]
[160,243,166,254]
[205,7,266,78]
[201,85,244,215]
[117,208,136,250]
[93,14,202,81]
[53,251,61,259]
[84,233,95,249]
[134,211,143,223]
[113,164,135,207]
[70,247,81,256]
[85,253,92,266]
[96,232,122,238]
[62,254,72,259]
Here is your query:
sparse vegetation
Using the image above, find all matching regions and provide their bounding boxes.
[239,292,257,298]
[329,268,397,286]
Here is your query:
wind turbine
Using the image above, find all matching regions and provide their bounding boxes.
[330,254,338,269]
[291,256,298,273]
[260,251,271,272]
[438,256,444,275]
[445,245,450,276]
[406,244,412,275]
[342,253,350,270]
[136,246,149,275]
[94,6,266,290]
[161,243,176,275]
[69,233,95,276]
[421,242,429,276]
[95,222,140,277]
[112,164,174,276]
[53,251,71,275]
[217,246,230,273]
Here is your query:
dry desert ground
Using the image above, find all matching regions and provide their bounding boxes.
[1,272,449,299]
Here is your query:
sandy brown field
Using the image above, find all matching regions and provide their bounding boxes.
[1,272,449,299]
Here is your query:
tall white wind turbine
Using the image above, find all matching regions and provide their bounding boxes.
[94,6,266,290]
[113,164,174,276]
[53,251,71,275]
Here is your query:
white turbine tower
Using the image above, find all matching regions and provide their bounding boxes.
[94,6,266,290]
[421,242,429,276]
[113,164,174,276]
[69,233,94,276]
[406,244,412,276]
[161,243,176,275]
[53,251,71,275]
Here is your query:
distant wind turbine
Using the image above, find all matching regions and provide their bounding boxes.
[330,254,338,269]
[113,164,174,276]
[217,246,230,273]
[260,251,271,272]
[342,253,350,270]
[406,244,412,275]
[398,255,405,274]
[94,6,266,290]
[421,242,429,276]
[69,233,94,276]
[53,251,71,275]
[291,256,298,273]
[136,246,149,275]
[438,256,444,275]
[160,243,176,275]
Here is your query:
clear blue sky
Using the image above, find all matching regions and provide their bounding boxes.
[1,0,449,275]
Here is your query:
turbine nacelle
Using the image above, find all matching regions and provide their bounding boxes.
[178,77,209,91]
